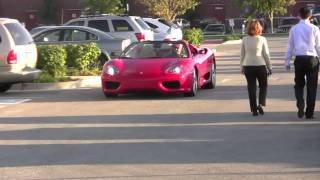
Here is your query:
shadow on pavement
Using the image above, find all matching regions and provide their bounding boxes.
[0,112,319,168]
[1,84,308,102]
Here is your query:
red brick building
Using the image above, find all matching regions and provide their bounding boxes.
[0,0,319,29]
[0,0,83,29]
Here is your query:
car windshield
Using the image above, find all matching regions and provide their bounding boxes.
[159,19,179,29]
[120,42,189,59]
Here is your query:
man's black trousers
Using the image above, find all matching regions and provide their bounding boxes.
[294,56,319,117]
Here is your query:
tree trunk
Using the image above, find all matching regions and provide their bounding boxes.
[269,11,274,34]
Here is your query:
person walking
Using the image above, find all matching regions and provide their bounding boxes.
[285,7,320,119]
[240,19,272,116]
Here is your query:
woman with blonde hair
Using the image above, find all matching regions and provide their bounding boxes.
[240,19,272,116]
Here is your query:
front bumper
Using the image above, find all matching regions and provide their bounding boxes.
[101,73,193,94]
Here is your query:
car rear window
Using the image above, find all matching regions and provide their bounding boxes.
[135,18,151,30]
[88,20,110,32]
[112,20,134,32]
[145,21,158,29]
[158,19,179,29]
[4,23,33,45]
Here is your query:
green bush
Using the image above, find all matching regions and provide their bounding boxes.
[66,43,101,73]
[223,35,241,41]
[183,28,204,46]
[33,72,76,83]
[37,45,67,77]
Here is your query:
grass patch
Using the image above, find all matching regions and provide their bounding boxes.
[66,67,101,76]
[223,35,241,41]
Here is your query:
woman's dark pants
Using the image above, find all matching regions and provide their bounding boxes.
[244,66,268,112]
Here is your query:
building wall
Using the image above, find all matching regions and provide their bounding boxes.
[1,0,320,30]
[0,0,84,29]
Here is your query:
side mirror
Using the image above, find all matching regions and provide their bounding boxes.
[110,52,117,57]
[198,49,207,54]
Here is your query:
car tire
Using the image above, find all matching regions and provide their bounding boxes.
[202,62,216,89]
[0,84,12,93]
[104,92,118,98]
[184,70,198,97]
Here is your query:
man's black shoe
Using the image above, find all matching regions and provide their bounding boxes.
[298,108,304,118]
[257,105,264,115]
[306,113,314,119]
[252,110,259,116]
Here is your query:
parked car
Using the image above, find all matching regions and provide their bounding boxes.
[29,26,56,35]
[173,18,190,29]
[143,18,183,41]
[0,18,40,92]
[32,26,131,60]
[203,24,226,35]
[101,41,216,97]
[277,17,299,33]
[64,15,154,42]
[311,13,320,27]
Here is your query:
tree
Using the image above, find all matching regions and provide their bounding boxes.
[239,0,296,33]
[84,0,125,15]
[138,0,199,22]
[39,0,57,24]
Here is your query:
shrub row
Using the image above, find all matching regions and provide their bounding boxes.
[183,28,204,46]
[36,43,101,78]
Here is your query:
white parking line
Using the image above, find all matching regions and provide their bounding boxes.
[0,99,31,105]
[217,56,285,60]
[0,139,224,145]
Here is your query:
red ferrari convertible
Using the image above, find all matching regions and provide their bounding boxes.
[101,41,216,97]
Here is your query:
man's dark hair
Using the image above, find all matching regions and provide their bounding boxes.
[299,7,311,19]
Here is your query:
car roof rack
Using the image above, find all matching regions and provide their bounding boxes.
[79,14,130,18]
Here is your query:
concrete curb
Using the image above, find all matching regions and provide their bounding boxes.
[11,76,101,91]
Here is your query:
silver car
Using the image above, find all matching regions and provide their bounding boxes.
[32,26,131,60]
[203,24,226,35]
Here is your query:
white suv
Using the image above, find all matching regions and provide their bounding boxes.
[65,15,154,42]
[143,18,183,41]
[0,18,40,92]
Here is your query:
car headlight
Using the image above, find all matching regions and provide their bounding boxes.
[166,65,183,74]
[104,65,119,76]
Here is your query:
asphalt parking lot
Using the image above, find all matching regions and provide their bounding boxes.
[0,37,319,180]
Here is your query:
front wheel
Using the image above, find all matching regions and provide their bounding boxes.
[202,62,216,89]
[184,70,198,97]
[0,84,12,93]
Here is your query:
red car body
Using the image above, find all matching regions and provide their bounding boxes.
[101,41,216,97]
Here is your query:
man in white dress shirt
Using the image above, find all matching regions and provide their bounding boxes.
[285,7,320,119]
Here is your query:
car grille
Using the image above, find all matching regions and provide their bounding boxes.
[162,81,180,89]
[105,81,120,90]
